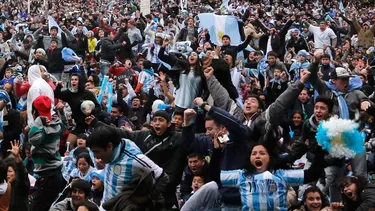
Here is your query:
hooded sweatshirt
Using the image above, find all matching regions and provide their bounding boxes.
[54,74,101,128]
[28,116,64,173]
[27,65,55,126]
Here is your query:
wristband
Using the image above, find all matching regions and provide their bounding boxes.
[200,102,208,110]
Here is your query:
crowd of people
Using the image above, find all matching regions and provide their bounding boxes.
[1,0,375,210]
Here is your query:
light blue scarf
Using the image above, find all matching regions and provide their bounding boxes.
[324,75,363,119]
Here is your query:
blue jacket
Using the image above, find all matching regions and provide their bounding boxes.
[183,106,251,205]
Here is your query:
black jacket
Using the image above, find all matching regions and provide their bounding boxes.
[54,75,101,129]
[0,108,21,157]
[210,58,239,101]
[285,36,309,53]
[117,127,192,208]
[9,161,30,211]
[180,161,210,202]
[47,47,65,73]
[344,184,375,211]
[100,38,123,63]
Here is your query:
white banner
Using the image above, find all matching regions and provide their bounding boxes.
[140,0,150,15]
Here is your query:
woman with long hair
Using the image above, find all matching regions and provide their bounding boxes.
[158,39,204,110]
[331,175,375,211]
[181,133,327,211]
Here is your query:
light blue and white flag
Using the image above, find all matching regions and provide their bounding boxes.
[220,0,230,8]
[339,1,345,15]
[197,13,241,45]
[48,16,62,37]
[106,1,113,10]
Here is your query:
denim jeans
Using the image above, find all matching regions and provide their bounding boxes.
[351,153,367,178]
[181,182,221,211]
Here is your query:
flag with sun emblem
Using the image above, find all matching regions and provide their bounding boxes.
[197,13,241,46]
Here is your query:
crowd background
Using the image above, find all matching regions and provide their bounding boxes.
[1,0,375,210]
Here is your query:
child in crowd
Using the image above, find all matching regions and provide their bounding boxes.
[90,169,104,206]
[28,95,65,211]
[0,68,15,86]
[69,152,95,182]
[180,175,205,208]
[267,68,288,102]
[191,175,205,194]
[63,133,96,182]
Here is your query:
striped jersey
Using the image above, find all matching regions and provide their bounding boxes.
[221,169,304,211]
[62,147,96,182]
[174,70,202,109]
[102,139,164,203]
[138,71,155,94]
[70,166,95,182]
[148,43,161,64]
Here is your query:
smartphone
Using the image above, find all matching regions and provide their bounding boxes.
[330,185,342,203]
[218,134,230,143]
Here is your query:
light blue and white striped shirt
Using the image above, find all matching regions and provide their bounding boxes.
[138,71,155,94]
[102,139,164,203]
[221,169,304,211]
[70,166,95,182]
[62,147,96,182]
[174,70,202,109]
[148,43,161,64]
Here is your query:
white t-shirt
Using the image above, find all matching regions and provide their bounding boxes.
[309,25,337,49]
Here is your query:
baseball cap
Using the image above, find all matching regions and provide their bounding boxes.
[330,67,353,79]
[32,96,52,120]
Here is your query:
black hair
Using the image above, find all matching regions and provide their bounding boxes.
[77,200,100,211]
[292,111,304,119]
[111,103,123,113]
[359,73,367,80]
[244,94,265,111]
[245,142,279,174]
[87,125,121,149]
[289,185,330,211]
[302,185,330,207]
[73,147,89,159]
[267,51,278,58]
[71,179,92,198]
[145,14,152,19]
[322,54,331,59]
[314,96,334,113]
[0,158,7,182]
[143,60,152,69]
[131,96,142,103]
[173,110,184,117]
[88,74,100,86]
[76,152,94,167]
[187,153,205,160]
[340,175,369,205]
[301,87,311,96]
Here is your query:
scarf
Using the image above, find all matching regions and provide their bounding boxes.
[326,81,349,119]
[324,75,362,119]
[143,68,154,76]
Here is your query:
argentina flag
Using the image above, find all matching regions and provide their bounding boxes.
[197,13,241,46]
